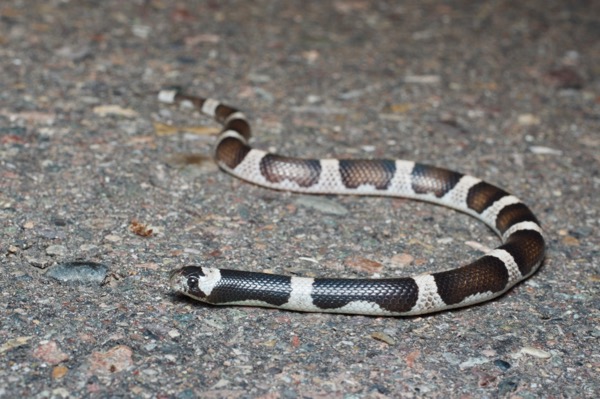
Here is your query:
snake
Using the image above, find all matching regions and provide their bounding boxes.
[162,89,545,316]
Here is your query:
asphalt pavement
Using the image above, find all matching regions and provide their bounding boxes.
[0,1,598,398]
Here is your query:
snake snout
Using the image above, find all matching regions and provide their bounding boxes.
[169,266,210,299]
[168,268,182,280]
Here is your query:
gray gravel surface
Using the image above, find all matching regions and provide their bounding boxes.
[1,1,598,398]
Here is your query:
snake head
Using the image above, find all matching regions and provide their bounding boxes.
[169,266,221,300]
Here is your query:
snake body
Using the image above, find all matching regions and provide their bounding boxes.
[163,90,545,316]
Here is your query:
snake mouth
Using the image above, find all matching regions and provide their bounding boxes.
[168,268,186,294]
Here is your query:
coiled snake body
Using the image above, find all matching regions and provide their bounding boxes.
[163,90,545,316]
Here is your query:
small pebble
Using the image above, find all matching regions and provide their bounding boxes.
[211,379,230,389]
[26,256,51,269]
[32,341,69,365]
[459,357,489,370]
[294,196,348,215]
[371,332,395,345]
[51,388,71,399]
[390,253,414,268]
[518,114,541,126]
[79,244,98,252]
[46,261,109,284]
[52,365,68,379]
[494,359,512,371]
[92,104,139,117]
[46,245,67,257]
[145,343,157,351]
[23,221,35,229]
[344,256,383,273]
[521,346,552,359]
[88,345,134,375]
[104,234,122,243]
[0,336,32,353]
[529,146,563,155]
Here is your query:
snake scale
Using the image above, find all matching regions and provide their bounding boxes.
[163,89,545,316]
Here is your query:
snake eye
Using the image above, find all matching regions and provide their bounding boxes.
[187,276,199,290]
